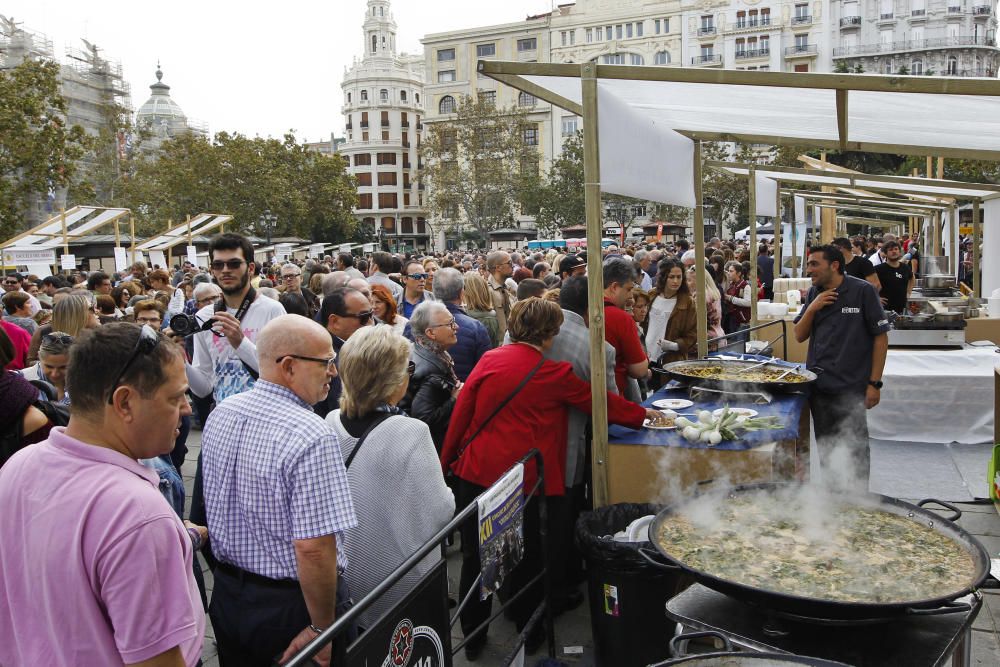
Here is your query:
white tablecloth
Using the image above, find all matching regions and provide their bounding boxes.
[868,345,997,444]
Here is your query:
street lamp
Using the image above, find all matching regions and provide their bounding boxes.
[258,209,277,258]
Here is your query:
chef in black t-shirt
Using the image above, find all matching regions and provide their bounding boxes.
[833,237,880,291]
[874,240,914,314]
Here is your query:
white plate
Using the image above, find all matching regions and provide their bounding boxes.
[652,398,694,410]
[712,407,759,418]
[644,420,677,430]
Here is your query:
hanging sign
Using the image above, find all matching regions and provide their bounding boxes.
[114,247,129,273]
[148,250,166,269]
[186,245,199,267]
[309,243,325,258]
[60,254,77,270]
[3,247,56,265]
[656,223,664,243]
[476,464,525,600]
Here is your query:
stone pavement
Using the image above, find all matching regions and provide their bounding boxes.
[181,429,1000,666]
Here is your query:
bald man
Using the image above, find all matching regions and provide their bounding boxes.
[202,314,357,666]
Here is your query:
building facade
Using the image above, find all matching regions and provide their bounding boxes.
[830,0,998,76]
[340,0,429,252]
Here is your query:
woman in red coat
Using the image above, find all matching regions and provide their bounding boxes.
[440,297,660,659]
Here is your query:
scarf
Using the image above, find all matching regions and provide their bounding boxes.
[0,371,40,430]
[415,338,460,386]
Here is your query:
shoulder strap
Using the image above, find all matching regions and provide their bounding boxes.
[344,413,393,469]
[455,355,545,462]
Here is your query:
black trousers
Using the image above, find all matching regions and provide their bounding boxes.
[210,564,355,667]
[809,388,870,488]
[456,478,568,646]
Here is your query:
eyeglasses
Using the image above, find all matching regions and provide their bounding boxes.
[211,259,246,271]
[406,273,428,280]
[107,324,160,405]
[42,333,74,346]
[277,354,337,372]
[197,297,218,305]
[3,280,18,286]
[136,316,162,325]
[407,360,416,376]
[340,309,373,325]
[282,273,301,280]
[428,318,458,330]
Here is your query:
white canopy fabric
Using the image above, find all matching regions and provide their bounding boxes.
[3,207,130,248]
[138,214,233,251]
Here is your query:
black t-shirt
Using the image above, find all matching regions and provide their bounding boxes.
[844,255,876,281]
[875,262,913,314]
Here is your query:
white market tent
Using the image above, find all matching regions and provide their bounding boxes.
[478,61,1000,506]
[137,214,234,252]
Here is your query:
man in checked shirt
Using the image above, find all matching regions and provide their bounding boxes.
[202,314,356,667]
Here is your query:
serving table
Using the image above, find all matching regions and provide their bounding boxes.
[665,584,980,667]
[607,378,809,505]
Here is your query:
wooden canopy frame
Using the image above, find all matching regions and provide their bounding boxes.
[477,60,1000,507]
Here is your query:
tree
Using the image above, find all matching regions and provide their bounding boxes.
[528,130,585,236]
[68,101,150,209]
[121,131,357,240]
[0,60,90,240]
[419,95,539,245]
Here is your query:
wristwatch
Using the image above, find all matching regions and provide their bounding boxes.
[868,380,884,389]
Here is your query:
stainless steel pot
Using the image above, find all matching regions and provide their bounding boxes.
[650,632,852,667]
[933,311,966,322]
[923,275,956,289]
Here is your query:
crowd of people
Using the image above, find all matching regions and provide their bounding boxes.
[0,227,971,666]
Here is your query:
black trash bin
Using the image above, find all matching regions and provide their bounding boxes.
[576,503,689,667]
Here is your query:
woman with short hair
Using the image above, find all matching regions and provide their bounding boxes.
[370,284,407,335]
[441,297,660,659]
[326,326,454,630]
[19,331,74,405]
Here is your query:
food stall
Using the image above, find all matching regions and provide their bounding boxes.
[607,358,811,505]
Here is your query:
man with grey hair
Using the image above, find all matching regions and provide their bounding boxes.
[321,271,351,299]
[681,249,697,269]
[603,256,649,398]
[486,250,515,341]
[430,267,490,380]
[634,249,653,290]
[347,277,371,301]
[367,251,404,305]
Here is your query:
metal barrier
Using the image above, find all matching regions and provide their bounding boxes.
[707,318,790,360]
[284,448,554,667]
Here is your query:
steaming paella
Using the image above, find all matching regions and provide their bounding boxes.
[655,491,977,604]
[669,363,809,384]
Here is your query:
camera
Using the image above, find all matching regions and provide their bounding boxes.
[168,313,216,337]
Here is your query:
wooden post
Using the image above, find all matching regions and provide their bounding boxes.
[186,214,193,245]
[774,182,782,280]
[790,203,798,278]
[581,63,610,508]
[129,214,136,265]
[60,209,68,275]
[748,166,758,326]
[693,140,708,359]
[165,218,173,269]
[973,199,982,299]
[949,204,958,276]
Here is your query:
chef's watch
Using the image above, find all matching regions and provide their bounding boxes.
[868,380,883,389]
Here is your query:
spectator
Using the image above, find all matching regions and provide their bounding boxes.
[516,278,547,301]
[95,294,118,324]
[463,272,500,348]
[326,326,454,629]
[423,258,441,292]
[602,257,649,398]
[833,237,880,291]
[1,320,30,371]
[756,244,775,300]
[27,294,98,364]
[645,258,697,385]
[133,299,166,329]
[371,284,407,335]
[367,251,404,304]
[2,273,41,315]
[86,271,112,296]
[2,291,37,335]
[280,263,320,317]
[429,268,490,380]
[19,331,73,405]
[688,266,726,349]
[486,251,516,341]
[312,287,374,418]
[400,260,435,318]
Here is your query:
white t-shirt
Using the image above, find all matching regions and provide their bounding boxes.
[186,294,287,402]
[644,295,677,358]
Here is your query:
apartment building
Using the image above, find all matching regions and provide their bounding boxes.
[340,0,429,252]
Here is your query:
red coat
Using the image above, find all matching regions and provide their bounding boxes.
[440,343,647,496]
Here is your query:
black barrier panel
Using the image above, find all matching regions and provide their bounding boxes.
[348,559,452,667]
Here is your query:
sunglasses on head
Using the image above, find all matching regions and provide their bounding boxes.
[42,333,74,346]
[211,259,246,271]
[107,324,160,405]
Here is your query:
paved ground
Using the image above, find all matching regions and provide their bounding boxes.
[181,430,1000,666]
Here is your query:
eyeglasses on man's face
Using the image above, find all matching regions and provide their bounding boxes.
[277,354,337,372]
[136,315,162,325]
[282,273,301,280]
[211,259,246,271]
[428,318,458,331]
[406,273,428,280]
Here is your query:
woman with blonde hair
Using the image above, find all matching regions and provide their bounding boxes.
[422,257,440,292]
[462,272,500,348]
[326,325,454,630]
[27,294,98,363]
[687,265,726,348]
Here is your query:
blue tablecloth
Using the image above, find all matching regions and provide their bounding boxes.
[609,381,808,452]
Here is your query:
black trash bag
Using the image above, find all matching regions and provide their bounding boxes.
[575,503,663,571]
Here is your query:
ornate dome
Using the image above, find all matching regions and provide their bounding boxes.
[135,65,189,138]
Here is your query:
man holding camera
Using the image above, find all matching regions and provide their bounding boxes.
[181,234,286,404]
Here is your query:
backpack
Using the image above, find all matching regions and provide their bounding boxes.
[0,394,70,469]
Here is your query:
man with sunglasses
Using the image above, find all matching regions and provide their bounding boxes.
[2,272,41,316]
[312,287,374,418]
[0,323,205,667]
[185,233,286,404]
[399,260,435,319]
[202,315,356,667]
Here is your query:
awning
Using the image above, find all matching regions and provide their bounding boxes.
[137,214,234,251]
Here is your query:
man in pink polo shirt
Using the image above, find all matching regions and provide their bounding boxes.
[0,323,204,666]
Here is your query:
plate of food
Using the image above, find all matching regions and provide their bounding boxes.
[652,398,694,410]
[644,415,677,430]
[712,407,758,419]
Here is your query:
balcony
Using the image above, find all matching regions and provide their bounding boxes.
[345,123,352,130]
[401,121,409,128]
[948,6,963,13]
[832,34,997,57]
[697,26,717,36]
[840,16,862,27]
[910,9,927,16]
[360,121,369,129]
[735,48,771,60]
[784,44,818,57]
[732,17,773,31]
[691,54,723,65]
[791,14,812,25]
[974,5,992,14]
[381,120,390,128]
[417,122,423,130]
[402,141,410,148]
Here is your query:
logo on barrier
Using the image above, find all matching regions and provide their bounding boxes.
[389,619,413,666]
[380,617,445,667]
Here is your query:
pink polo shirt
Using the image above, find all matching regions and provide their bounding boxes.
[0,428,204,666]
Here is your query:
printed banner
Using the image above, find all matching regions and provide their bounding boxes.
[148,250,166,269]
[114,247,129,273]
[186,245,199,268]
[60,254,76,270]
[309,243,325,258]
[477,464,525,600]
[3,248,56,265]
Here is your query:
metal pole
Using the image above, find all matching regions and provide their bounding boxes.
[748,166,758,326]
[693,140,708,359]
[973,199,982,299]
[581,62,610,508]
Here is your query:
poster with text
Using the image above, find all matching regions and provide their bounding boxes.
[476,464,525,600]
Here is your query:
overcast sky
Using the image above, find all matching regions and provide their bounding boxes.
[5,0,551,142]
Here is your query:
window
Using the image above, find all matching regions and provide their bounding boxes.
[477,43,496,57]
[616,24,623,39]
[438,48,455,62]
[663,18,670,32]
[355,172,372,186]
[437,69,455,83]
[606,26,613,40]
[794,3,809,19]
[347,92,352,103]
[438,95,456,114]
[880,0,893,16]
[737,10,747,27]
[360,90,368,101]
[795,34,809,48]
[911,59,923,74]
[381,216,394,231]
[377,172,397,186]
[377,152,397,165]
[701,15,714,30]
[479,90,496,106]
[415,93,420,104]
[655,19,661,34]
[632,205,647,218]
[401,217,414,234]
[569,31,575,45]
[599,53,626,64]
[884,60,894,74]
[947,57,958,75]
[911,0,926,15]
[354,153,371,167]
[880,28,894,44]
[523,125,539,146]
[595,25,603,41]
[561,31,568,46]
[631,54,644,65]
[360,111,369,128]
[380,110,389,127]
[417,218,427,234]
[380,89,389,103]
[518,91,537,107]
[636,21,644,37]
[654,51,671,65]
[518,38,537,51]
[372,35,377,54]
[358,193,373,209]
[626,23,633,38]
[561,115,578,136]
[400,91,407,102]
[378,193,398,209]
[403,172,410,188]
[586,28,593,42]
